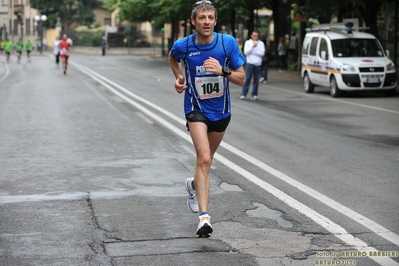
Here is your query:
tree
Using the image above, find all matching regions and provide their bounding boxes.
[30,0,100,29]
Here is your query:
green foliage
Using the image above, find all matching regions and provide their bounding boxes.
[30,0,100,28]
[288,62,299,71]
[62,30,103,46]
[268,60,280,68]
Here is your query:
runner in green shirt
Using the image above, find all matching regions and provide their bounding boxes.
[26,40,32,62]
[0,39,4,54]
[16,38,24,63]
[4,38,13,62]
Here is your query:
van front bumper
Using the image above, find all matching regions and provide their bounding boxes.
[340,72,397,89]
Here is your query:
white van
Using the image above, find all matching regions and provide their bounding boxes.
[301,23,397,97]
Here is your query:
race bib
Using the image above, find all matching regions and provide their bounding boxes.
[61,48,69,55]
[195,76,224,100]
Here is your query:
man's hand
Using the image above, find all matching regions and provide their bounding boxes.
[175,75,187,94]
[203,57,223,76]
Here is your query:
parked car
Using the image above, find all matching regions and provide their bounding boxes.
[301,22,397,97]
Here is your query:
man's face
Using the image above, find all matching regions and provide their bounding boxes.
[251,32,259,41]
[191,10,217,38]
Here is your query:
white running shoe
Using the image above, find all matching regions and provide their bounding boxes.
[259,77,264,83]
[185,178,199,213]
[197,214,213,238]
[240,95,245,100]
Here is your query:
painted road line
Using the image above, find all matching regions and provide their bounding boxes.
[0,59,10,83]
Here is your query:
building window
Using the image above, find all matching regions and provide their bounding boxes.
[2,0,8,6]
[104,18,111,26]
[13,19,17,34]
[25,18,30,35]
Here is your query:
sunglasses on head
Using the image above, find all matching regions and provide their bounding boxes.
[193,0,213,7]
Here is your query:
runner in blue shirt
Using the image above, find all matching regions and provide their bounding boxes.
[169,0,245,238]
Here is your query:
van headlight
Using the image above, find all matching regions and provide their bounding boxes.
[341,64,356,72]
[387,62,396,71]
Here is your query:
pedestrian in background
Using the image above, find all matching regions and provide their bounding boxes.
[169,0,245,238]
[278,37,287,72]
[53,36,60,68]
[101,36,107,56]
[240,31,265,100]
[25,39,32,62]
[260,37,269,84]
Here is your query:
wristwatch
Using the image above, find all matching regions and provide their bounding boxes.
[222,67,232,77]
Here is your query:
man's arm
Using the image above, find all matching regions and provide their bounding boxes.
[202,57,245,86]
[226,66,245,86]
[169,51,187,94]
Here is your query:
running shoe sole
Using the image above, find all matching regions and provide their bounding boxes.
[197,223,213,238]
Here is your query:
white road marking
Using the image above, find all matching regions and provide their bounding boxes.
[0,59,10,83]
[69,62,399,265]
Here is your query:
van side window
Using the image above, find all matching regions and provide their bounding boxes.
[319,38,328,59]
[302,36,311,54]
[309,37,319,56]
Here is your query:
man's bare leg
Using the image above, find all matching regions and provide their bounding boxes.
[188,122,225,214]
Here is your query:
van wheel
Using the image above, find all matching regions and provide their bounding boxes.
[303,72,314,93]
[383,88,396,97]
[330,76,342,97]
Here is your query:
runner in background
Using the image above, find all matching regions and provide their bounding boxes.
[4,38,12,62]
[25,40,32,62]
[59,34,72,74]
[0,39,4,54]
[16,38,23,63]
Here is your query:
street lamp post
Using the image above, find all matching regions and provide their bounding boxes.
[34,14,47,54]
[2,24,7,40]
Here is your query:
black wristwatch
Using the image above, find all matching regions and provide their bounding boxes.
[222,67,232,77]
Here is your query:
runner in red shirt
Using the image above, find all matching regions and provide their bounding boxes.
[59,34,72,74]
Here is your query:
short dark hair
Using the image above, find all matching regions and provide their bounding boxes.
[191,1,218,19]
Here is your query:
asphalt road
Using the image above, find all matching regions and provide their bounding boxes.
[0,53,398,266]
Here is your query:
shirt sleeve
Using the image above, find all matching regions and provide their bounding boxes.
[170,37,188,63]
[225,35,246,70]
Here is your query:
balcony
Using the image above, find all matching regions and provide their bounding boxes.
[14,4,24,15]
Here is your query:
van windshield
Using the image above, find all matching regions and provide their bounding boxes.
[331,39,384,58]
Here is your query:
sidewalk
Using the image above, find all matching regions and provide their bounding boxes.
[266,68,302,83]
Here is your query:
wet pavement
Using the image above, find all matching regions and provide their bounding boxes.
[0,53,397,266]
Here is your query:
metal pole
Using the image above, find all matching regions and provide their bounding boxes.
[40,23,43,54]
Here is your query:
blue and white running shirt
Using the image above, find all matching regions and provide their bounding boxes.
[170,32,246,121]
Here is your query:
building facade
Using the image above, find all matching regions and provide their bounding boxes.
[1,0,112,48]
[0,0,8,40]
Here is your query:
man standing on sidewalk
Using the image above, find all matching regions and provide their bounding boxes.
[240,31,265,100]
[169,0,245,238]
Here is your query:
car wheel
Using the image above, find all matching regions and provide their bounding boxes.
[383,88,396,97]
[330,76,342,97]
[303,72,314,93]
